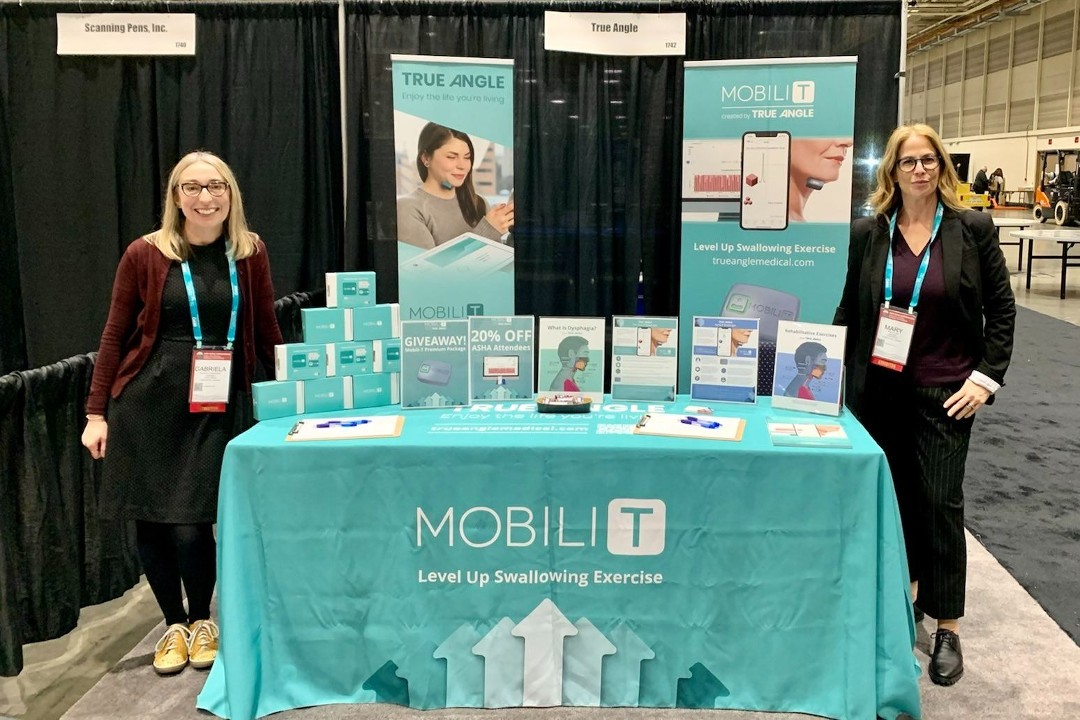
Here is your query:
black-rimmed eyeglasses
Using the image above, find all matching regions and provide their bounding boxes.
[177,180,230,197]
[896,155,940,173]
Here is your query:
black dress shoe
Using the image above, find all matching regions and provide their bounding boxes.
[929,629,964,686]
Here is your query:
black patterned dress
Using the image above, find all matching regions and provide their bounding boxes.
[99,239,245,523]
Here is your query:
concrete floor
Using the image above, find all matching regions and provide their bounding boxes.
[2,212,1077,719]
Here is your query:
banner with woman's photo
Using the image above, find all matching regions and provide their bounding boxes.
[678,57,857,397]
[392,55,515,321]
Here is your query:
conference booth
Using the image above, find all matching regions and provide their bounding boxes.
[1,1,914,717]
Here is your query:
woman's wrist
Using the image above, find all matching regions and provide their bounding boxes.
[86,414,105,422]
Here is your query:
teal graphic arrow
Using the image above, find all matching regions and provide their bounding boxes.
[600,623,655,707]
[512,598,578,707]
[434,623,486,707]
[677,662,731,708]
[562,617,616,706]
[638,635,692,707]
[361,660,409,706]
[472,617,524,708]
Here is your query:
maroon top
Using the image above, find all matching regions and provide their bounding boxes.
[890,230,975,386]
[86,236,284,416]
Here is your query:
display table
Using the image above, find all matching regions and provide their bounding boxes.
[196,397,920,720]
[992,216,1032,271]
[1010,227,1080,297]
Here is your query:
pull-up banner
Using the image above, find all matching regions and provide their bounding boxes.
[391,55,515,322]
[678,57,858,395]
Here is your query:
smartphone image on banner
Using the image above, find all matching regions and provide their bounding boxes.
[637,327,652,356]
[740,131,791,231]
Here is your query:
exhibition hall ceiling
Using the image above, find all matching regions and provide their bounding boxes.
[908,0,1049,51]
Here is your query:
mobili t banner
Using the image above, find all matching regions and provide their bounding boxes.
[678,57,857,396]
[391,55,515,322]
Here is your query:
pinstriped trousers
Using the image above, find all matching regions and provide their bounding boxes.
[861,371,974,620]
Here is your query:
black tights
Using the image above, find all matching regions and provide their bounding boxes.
[136,521,216,627]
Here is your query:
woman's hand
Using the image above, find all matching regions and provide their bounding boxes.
[82,416,108,459]
[485,201,514,236]
[943,380,991,420]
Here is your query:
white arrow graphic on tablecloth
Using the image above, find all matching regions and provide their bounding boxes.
[562,617,616,706]
[434,623,485,708]
[472,617,524,708]
[511,598,578,707]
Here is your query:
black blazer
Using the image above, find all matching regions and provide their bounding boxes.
[833,205,1016,417]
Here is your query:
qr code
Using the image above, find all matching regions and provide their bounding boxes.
[596,424,634,435]
[193,382,203,392]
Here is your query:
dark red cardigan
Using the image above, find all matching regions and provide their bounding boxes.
[86,236,284,416]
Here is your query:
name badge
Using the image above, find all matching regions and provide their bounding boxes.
[870,305,916,372]
[189,347,233,412]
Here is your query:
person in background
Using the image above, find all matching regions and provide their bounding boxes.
[971,165,990,211]
[834,124,1015,687]
[82,151,284,676]
[989,168,1004,205]
[397,122,514,249]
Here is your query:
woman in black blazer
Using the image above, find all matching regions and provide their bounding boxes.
[834,124,1015,687]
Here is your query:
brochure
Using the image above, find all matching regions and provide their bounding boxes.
[689,316,759,404]
[770,320,846,416]
[468,315,535,402]
[610,316,678,402]
[400,320,470,409]
[536,317,606,395]
[634,412,745,442]
[285,415,404,442]
[766,418,850,448]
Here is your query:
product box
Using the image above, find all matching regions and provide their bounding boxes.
[373,338,402,374]
[351,304,400,342]
[301,307,350,344]
[275,343,328,382]
[329,341,374,377]
[303,376,351,414]
[348,373,400,409]
[252,380,301,421]
[326,271,376,308]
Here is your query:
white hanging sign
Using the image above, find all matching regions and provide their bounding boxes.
[56,14,196,56]
[544,11,686,56]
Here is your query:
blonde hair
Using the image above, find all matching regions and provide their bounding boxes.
[868,124,966,217]
[146,151,258,261]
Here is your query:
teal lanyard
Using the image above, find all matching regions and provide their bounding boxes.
[885,201,943,311]
[180,251,239,350]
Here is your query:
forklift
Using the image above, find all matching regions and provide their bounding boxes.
[1032,148,1080,225]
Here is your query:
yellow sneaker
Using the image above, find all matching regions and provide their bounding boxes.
[153,624,191,675]
[188,619,219,669]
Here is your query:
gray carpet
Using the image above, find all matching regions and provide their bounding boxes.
[965,305,1080,643]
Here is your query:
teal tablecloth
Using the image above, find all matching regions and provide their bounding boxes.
[196,397,920,720]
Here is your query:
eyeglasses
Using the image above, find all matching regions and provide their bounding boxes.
[896,155,940,173]
[177,180,230,197]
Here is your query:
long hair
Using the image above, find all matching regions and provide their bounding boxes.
[415,122,486,227]
[146,151,258,261]
[868,124,966,218]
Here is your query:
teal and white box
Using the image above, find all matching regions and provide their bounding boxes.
[252,380,301,421]
[326,271,376,308]
[351,303,400,341]
[303,376,351,414]
[275,343,327,381]
[373,338,402,374]
[330,341,374,376]
[347,373,400,408]
[302,307,350,344]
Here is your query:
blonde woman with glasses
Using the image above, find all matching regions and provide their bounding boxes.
[833,125,1015,687]
[82,151,283,675]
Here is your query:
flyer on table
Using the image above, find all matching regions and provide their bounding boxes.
[536,317,606,395]
[689,316,759,404]
[391,55,515,322]
[468,315,535,402]
[678,57,857,394]
[401,320,470,408]
[610,316,678,402]
[770,320,846,416]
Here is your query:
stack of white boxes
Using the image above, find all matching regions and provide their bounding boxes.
[251,272,401,420]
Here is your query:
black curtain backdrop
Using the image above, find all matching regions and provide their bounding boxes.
[344,0,901,320]
[0,69,27,376]
[0,0,343,370]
